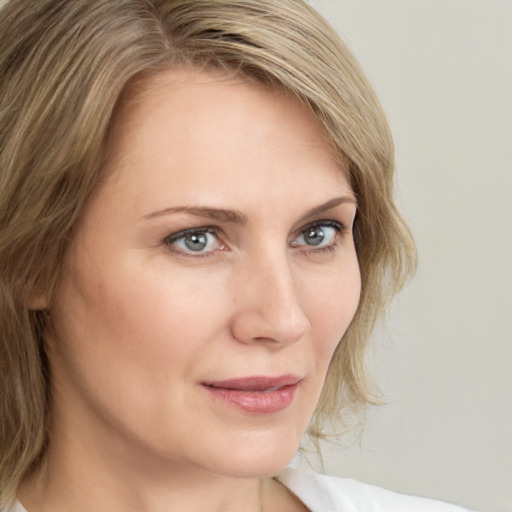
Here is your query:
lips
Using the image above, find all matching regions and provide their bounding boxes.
[203,375,301,391]
[201,375,301,414]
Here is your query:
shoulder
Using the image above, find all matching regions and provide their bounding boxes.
[0,501,26,512]
[276,468,473,512]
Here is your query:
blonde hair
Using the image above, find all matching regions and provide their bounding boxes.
[0,0,416,505]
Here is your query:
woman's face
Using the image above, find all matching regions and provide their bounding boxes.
[44,69,360,478]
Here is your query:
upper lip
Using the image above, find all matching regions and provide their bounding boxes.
[202,374,301,391]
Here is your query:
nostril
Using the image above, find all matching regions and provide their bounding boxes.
[230,304,310,346]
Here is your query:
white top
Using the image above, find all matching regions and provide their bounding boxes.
[276,468,472,511]
[7,468,472,512]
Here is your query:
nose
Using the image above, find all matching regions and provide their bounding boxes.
[230,253,311,346]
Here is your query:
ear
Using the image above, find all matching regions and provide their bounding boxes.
[27,291,50,311]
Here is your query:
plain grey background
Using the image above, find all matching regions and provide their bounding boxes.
[306,1,512,512]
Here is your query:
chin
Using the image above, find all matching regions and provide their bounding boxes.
[210,453,296,480]
[199,427,304,479]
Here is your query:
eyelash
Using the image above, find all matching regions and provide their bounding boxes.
[164,227,222,258]
[163,220,346,258]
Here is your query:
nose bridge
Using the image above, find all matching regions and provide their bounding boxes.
[262,254,301,319]
[231,246,310,345]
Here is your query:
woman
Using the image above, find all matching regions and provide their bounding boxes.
[0,1,469,511]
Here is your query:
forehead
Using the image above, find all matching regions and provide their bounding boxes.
[110,68,341,164]
[95,67,350,216]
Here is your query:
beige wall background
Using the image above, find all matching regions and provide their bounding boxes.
[306,1,512,512]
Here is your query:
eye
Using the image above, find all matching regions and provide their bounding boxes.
[291,221,342,249]
[164,227,223,255]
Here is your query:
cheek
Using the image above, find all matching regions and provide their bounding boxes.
[50,253,230,372]
[307,260,361,365]
[46,253,233,439]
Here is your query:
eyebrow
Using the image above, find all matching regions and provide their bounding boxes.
[142,196,357,225]
[303,196,357,218]
[142,206,248,224]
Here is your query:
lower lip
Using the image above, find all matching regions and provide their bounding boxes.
[202,383,299,414]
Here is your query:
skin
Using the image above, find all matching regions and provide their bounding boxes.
[21,68,361,512]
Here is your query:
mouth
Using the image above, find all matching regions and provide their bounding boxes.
[201,375,301,414]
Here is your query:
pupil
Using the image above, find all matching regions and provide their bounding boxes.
[305,226,324,246]
[184,232,207,251]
